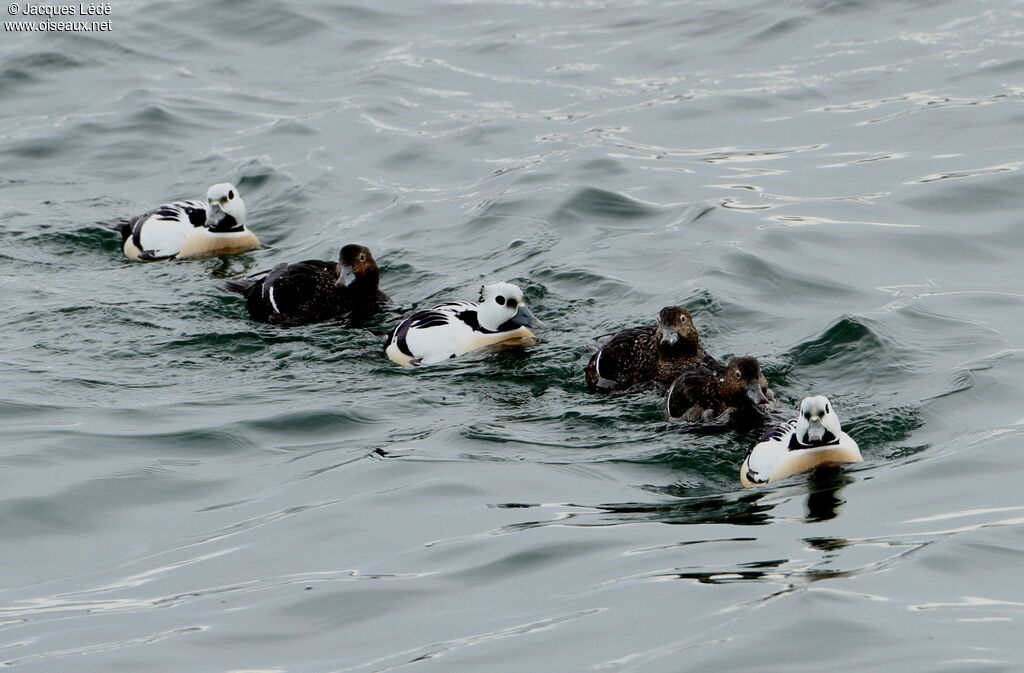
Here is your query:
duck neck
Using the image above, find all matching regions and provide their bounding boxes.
[341,270,379,298]
[660,337,699,358]
[207,214,243,233]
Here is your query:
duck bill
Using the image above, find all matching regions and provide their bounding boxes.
[205,202,228,228]
[660,329,678,346]
[805,419,825,442]
[746,380,768,406]
[335,263,357,288]
[511,304,544,329]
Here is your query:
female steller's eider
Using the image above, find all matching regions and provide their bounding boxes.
[665,355,775,422]
[385,282,543,367]
[224,244,390,326]
[740,395,861,487]
[116,183,258,261]
[584,306,713,393]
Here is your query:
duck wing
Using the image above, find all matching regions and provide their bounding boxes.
[252,259,340,324]
[664,363,718,420]
[130,199,207,260]
[585,325,656,391]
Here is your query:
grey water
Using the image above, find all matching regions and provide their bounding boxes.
[2,0,1024,670]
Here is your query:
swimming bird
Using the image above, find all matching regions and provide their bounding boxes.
[223,244,390,326]
[385,282,543,366]
[740,396,861,487]
[116,183,258,261]
[664,355,774,422]
[584,306,713,392]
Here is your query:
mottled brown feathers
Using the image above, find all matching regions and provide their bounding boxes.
[665,356,773,421]
[585,306,708,392]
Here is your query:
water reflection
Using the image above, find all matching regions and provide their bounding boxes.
[495,489,774,528]
[804,468,855,522]
[494,464,861,528]
[584,491,775,526]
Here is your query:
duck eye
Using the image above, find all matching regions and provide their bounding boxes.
[825,403,831,414]
[495,295,506,305]
[734,371,741,378]
[228,190,234,199]
[359,254,366,262]
[805,412,811,420]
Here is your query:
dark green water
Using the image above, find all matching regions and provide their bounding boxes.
[3,0,1024,670]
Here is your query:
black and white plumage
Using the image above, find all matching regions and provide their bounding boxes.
[384,282,543,367]
[224,244,390,326]
[740,396,861,487]
[115,183,258,261]
[664,355,775,423]
[584,306,711,393]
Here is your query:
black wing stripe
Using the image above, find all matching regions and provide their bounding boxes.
[131,216,145,252]
[391,320,414,358]
[388,310,454,359]
[759,419,796,443]
[408,310,451,330]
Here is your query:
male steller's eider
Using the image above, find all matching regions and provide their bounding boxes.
[116,183,258,261]
[740,395,862,487]
[385,282,543,367]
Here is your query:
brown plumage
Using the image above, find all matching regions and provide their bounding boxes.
[585,306,712,392]
[664,355,774,421]
[224,244,390,326]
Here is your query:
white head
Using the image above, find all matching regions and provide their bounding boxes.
[476,282,544,333]
[205,182,246,230]
[795,395,843,445]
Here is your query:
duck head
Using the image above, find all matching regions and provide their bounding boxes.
[721,356,770,407]
[205,183,246,232]
[336,244,380,290]
[477,282,544,332]
[655,306,700,353]
[796,395,842,445]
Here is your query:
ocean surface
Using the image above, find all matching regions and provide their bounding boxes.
[3,0,1024,670]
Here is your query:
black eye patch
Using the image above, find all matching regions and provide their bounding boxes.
[495,295,505,305]
[228,190,234,199]
[507,298,518,309]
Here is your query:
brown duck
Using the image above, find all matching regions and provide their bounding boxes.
[224,244,390,326]
[664,355,774,421]
[585,306,713,392]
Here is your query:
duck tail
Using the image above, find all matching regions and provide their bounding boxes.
[100,217,135,244]
[222,278,257,295]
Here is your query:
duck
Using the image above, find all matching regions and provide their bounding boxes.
[385,282,543,366]
[664,355,774,422]
[740,396,861,487]
[116,183,258,261]
[223,244,390,326]
[584,306,715,392]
